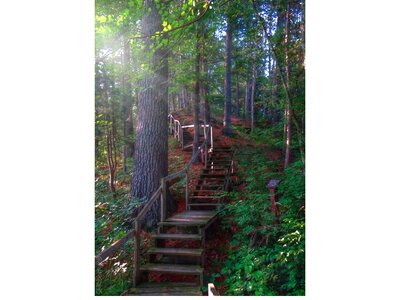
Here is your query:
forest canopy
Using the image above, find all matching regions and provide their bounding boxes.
[95,0,305,296]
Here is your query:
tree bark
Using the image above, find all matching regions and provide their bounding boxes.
[131,0,168,225]
[192,25,200,162]
[283,2,291,169]
[122,35,134,173]
[250,60,256,133]
[235,73,240,118]
[244,80,250,124]
[199,20,210,125]
[223,18,233,136]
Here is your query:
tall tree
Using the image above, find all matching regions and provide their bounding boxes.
[283,1,291,169]
[199,20,210,125]
[244,79,250,124]
[250,59,256,133]
[192,23,201,161]
[130,0,168,223]
[122,34,134,173]
[223,16,233,136]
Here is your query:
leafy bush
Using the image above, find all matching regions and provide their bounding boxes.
[215,146,305,296]
[95,241,134,296]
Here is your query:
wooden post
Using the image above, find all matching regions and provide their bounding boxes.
[185,169,189,210]
[181,125,184,149]
[160,178,167,222]
[267,179,280,218]
[133,219,140,287]
[204,138,208,167]
[210,126,214,149]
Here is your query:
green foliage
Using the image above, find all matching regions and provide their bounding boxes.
[95,240,134,296]
[277,160,305,218]
[215,146,305,296]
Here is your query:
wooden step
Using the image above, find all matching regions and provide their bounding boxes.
[206,163,231,166]
[188,203,220,207]
[207,159,232,163]
[200,174,226,178]
[141,263,203,275]
[198,176,226,180]
[195,185,224,190]
[192,190,225,194]
[124,282,202,296]
[152,233,202,240]
[211,148,233,152]
[191,195,224,199]
[197,179,225,184]
[202,168,228,171]
[210,153,233,156]
[147,247,203,257]
[158,220,207,227]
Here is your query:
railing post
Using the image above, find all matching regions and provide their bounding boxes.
[267,179,280,219]
[174,121,177,138]
[160,178,167,222]
[185,169,190,210]
[181,125,184,149]
[204,136,208,167]
[133,219,140,287]
[210,126,214,149]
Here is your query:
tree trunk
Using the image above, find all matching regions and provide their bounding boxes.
[244,80,250,124]
[122,35,134,173]
[284,2,291,169]
[192,26,200,162]
[223,18,233,136]
[250,60,256,133]
[199,20,210,125]
[235,73,240,118]
[131,0,168,225]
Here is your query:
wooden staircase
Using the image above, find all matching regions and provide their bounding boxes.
[125,144,234,295]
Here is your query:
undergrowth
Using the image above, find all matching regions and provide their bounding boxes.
[213,144,305,296]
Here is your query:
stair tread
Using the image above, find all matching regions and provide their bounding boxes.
[188,203,221,206]
[191,194,224,198]
[192,189,225,193]
[158,221,206,227]
[200,174,226,177]
[152,233,202,240]
[124,283,202,296]
[147,247,203,256]
[141,263,203,274]
[195,186,224,189]
[208,160,232,162]
[136,282,198,288]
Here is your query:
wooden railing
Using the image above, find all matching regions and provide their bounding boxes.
[95,120,212,283]
[168,114,214,150]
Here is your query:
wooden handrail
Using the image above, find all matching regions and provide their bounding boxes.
[95,230,134,266]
